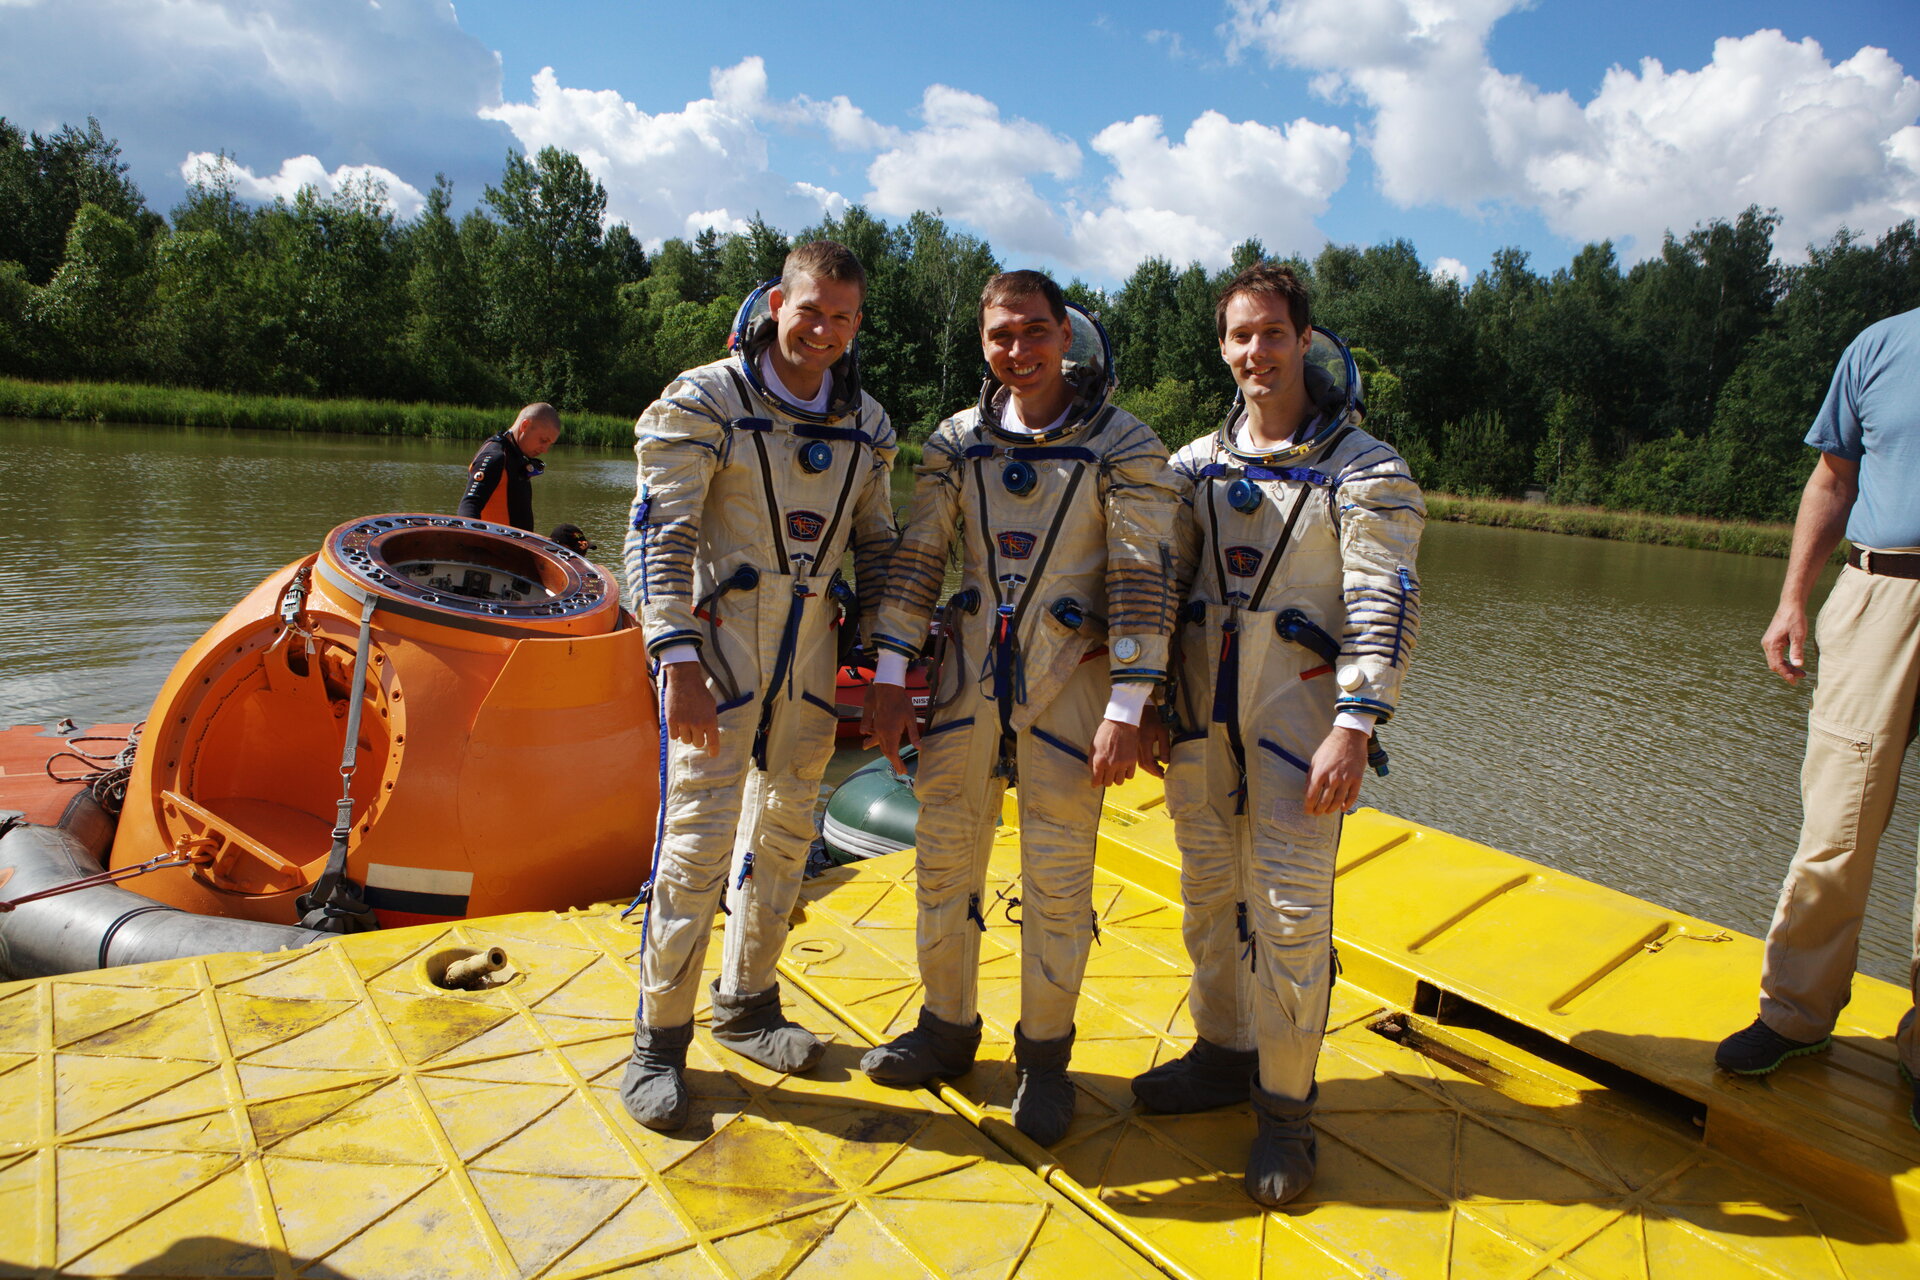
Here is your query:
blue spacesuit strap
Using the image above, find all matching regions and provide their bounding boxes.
[752,579,813,771]
[793,421,878,446]
[1200,466,1234,603]
[1195,461,1334,486]
[622,666,673,925]
[740,428,790,568]
[719,364,795,569]
[961,443,1101,464]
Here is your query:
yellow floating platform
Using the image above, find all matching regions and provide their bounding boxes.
[3,782,1918,1278]
[780,778,1920,1279]
[0,912,1157,1278]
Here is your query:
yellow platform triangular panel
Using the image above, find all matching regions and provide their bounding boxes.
[0,913,1160,1280]
[779,784,1920,1280]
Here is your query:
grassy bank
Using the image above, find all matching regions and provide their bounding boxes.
[1427,495,1810,559]
[0,375,925,466]
[0,378,1797,555]
[0,376,640,446]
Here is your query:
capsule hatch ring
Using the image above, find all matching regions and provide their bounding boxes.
[318,514,614,632]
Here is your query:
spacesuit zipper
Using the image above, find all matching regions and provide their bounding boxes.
[751,579,811,770]
[1214,616,1249,815]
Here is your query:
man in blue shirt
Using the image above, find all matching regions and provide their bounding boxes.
[1716,307,1920,1126]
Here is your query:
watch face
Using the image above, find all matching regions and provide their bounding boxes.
[1113,636,1140,662]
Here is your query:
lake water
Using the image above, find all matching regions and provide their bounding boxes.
[2,418,1913,985]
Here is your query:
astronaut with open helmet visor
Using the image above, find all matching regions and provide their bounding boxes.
[858,271,1182,1149]
[1135,262,1425,1209]
[619,242,898,1133]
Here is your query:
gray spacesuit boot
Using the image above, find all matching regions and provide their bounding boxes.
[709,980,826,1074]
[1245,1082,1318,1207]
[1131,1036,1259,1113]
[860,1007,982,1085]
[621,1020,695,1132]
[1010,1022,1077,1147]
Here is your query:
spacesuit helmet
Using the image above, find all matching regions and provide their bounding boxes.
[1221,325,1365,465]
[727,277,865,424]
[978,300,1116,443]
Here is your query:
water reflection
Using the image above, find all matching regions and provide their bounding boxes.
[1,419,1912,982]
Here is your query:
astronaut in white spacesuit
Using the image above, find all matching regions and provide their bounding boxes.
[620,241,897,1131]
[860,270,1180,1147]
[1136,262,1424,1206]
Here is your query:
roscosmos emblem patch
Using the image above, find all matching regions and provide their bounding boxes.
[996,530,1037,559]
[1224,545,1264,577]
[786,510,826,541]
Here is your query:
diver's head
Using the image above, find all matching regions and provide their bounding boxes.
[766,240,865,399]
[979,270,1073,419]
[510,403,561,457]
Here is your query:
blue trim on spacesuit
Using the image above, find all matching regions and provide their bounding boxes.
[1196,462,1335,487]
[1029,726,1089,764]
[1257,737,1311,773]
[962,443,1102,464]
[920,716,974,739]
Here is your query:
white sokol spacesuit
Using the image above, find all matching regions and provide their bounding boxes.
[1160,330,1423,1107]
[622,284,896,1047]
[863,306,1179,1103]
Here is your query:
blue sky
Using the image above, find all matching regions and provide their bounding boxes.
[2,0,1914,287]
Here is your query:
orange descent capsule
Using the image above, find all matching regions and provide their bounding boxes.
[110,514,661,927]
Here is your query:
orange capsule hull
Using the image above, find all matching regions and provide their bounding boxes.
[109,514,660,926]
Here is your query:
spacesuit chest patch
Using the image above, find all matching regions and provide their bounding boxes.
[996,530,1038,559]
[1224,545,1265,577]
[786,510,827,541]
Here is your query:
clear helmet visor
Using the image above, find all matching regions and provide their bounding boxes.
[1222,324,1365,463]
[727,280,777,354]
[1303,326,1362,418]
[726,277,861,421]
[1061,301,1114,398]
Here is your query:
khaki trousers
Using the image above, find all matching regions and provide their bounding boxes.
[1759,565,1920,1070]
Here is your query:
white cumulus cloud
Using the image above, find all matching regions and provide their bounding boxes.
[181,152,427,218]
[481,58,867,242]
[1431,256,1471,285]
[1068,110,1351,278]
[862,89,1351,276]
[1226,0,1920,258]
[864,85,1083,262]
[0,0,510,210]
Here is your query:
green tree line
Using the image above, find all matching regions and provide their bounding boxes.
[5,117,1918,522]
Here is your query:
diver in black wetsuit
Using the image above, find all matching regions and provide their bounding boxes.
[457,403,561,530]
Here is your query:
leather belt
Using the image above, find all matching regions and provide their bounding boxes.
[1848,547,1920,579]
